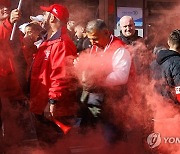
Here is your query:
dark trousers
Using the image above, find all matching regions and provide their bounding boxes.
[33,114,63,146]
[0,99,4,153]
[0,98,36,149]
[79,90,128,144]
[33,114,79,146]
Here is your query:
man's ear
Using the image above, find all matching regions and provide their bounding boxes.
[103,29,109,35]
[167,39,170,47]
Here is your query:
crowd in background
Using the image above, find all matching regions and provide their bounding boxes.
[0,1,180,153]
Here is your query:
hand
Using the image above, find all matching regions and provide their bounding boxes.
[49,104,56,117]
[10,9,21,24]
[44,103,51,119]
[73,57,79,67]
[81,71,95,90]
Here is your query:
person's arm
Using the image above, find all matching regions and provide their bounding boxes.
[171,62,180,103]
[0,19,12,40]
[44,42,66,117]
[49,45,66,100]
[0,9,20,40]
[105,48,131,86]
[49,40,77,100]
[171,62,180,87]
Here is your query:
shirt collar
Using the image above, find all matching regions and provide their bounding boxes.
[48,29,61,41]
[46,26,67,41]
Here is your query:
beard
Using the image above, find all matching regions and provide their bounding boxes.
[42,13,51,30]
[42,21,49,30]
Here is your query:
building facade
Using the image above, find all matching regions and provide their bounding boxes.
[11,0,180,42]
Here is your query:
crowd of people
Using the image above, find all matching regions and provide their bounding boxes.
[0,0,180,153]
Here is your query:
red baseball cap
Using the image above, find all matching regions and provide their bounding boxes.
[0,0,11,8]
[40,4,69,23]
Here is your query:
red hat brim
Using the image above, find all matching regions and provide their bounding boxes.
[40,4,69,23]
[40,6,52,12]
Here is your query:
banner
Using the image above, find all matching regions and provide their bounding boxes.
[117,7,143,28]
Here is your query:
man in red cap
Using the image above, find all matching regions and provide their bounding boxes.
[27,4,78,145]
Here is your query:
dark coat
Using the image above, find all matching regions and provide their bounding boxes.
[74,36,91,53]
[155,49,180,104]
[118,30,142,45]
[82,37,91,50]
[74,36,84,53]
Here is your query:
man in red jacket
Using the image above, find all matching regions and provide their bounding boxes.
[0,0,30,152]
[29,4,78,144]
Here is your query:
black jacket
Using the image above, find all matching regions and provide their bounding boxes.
[74,36,84,53]
[155,49,180,103]
[74,36,92,53]
[118,30,142,45]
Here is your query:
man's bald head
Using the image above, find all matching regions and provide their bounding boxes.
[120,16,135,38]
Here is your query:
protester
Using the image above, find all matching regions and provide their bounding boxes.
[27,4,78,145]
[155,29,180,104]
[0,0,32,152]
[118,16,154,152]
[118,15,152,76]
[23,23,44,47]
[74,23,86,53]
[73,22,91,53]
[76,19,131,143]
[119,16,142,45]
[19,15,44,35]
[150,45,167,81]
[67,19,76,40]
[22,23,45,78]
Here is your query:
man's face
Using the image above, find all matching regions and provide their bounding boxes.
[0,6,9,21]
[67,20,75,31]
[120,18,135,38]
[74,25,84,39]
[24,26,39,42]
[87,29,108,49]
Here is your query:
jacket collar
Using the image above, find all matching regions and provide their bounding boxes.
[120,30,141,45]
[156,49,180,65]
[41,26,67,46]
[48,30,61,41]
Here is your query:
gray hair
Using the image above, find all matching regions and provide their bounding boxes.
[86,19,107,33]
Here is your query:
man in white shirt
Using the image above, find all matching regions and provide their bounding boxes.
[77,19,132,143]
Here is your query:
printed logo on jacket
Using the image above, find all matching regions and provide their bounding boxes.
[45,50,51,60]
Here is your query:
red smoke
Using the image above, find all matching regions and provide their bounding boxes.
[2,1,180,154]
[146,3,180,48]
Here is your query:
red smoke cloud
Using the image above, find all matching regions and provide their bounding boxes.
[146,3,180,48]
[3,1,180,154]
